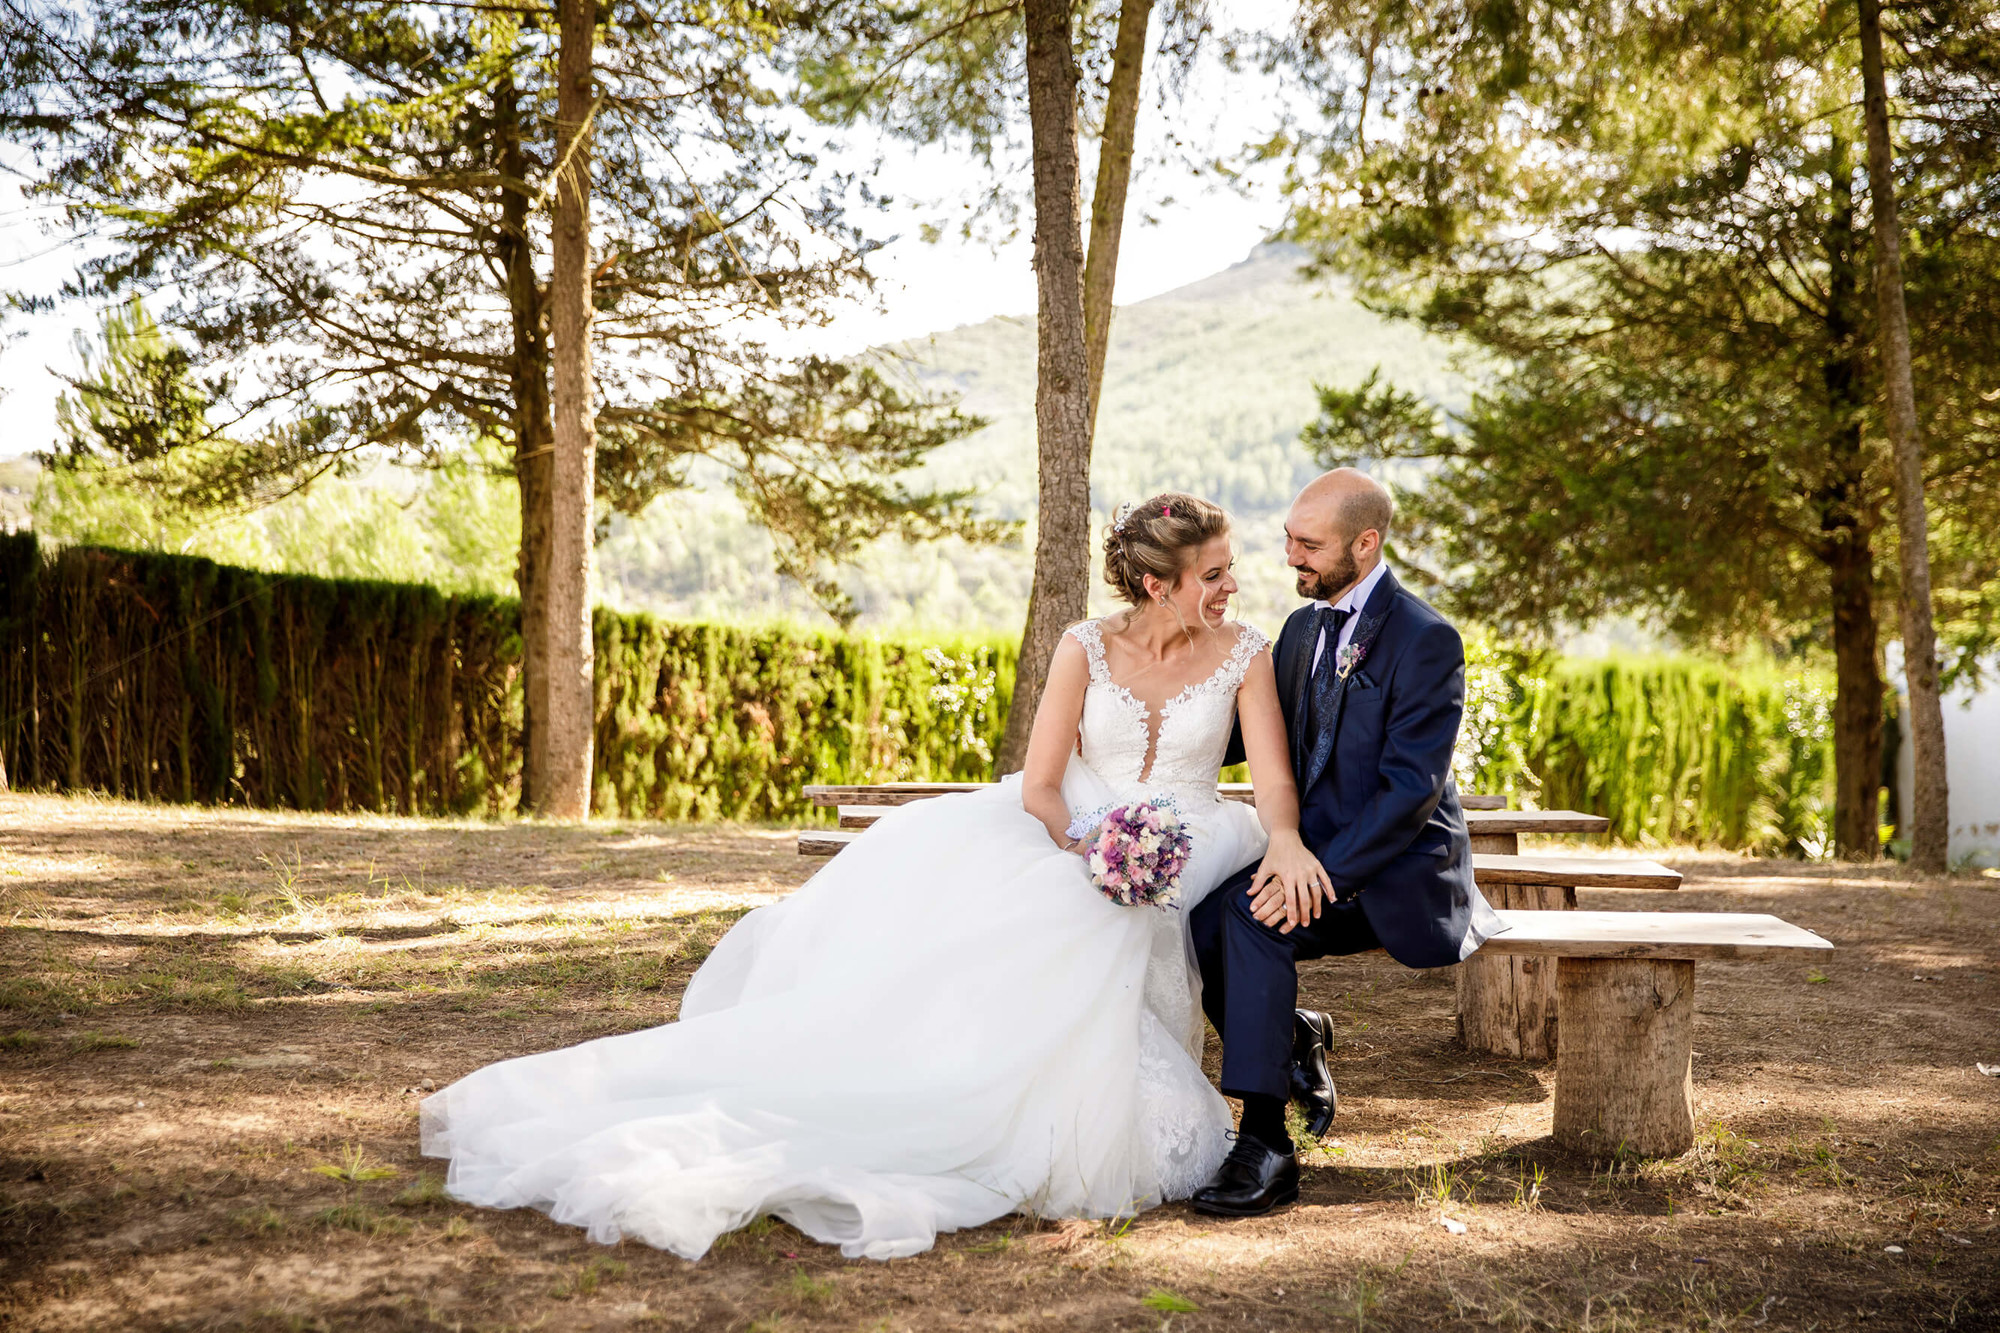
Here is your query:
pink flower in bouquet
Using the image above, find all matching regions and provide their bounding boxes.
[1078,800,1193,909]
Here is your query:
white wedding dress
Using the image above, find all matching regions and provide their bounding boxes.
[421,619,1272,1260]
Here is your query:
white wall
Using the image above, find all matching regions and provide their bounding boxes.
[1895,654,2000,869]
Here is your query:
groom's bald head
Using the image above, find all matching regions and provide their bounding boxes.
[1299,468,1394,547]
[1286,469,1393,602]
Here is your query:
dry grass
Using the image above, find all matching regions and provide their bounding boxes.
[1,792,1996,1331]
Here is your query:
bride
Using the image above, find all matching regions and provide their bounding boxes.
[421,492,1333,1260]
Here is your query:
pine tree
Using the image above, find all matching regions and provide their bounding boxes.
[1284,0,2000,857]
[1,0,996,807]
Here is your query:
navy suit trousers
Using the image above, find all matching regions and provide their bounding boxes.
[1191,870,1381,1101]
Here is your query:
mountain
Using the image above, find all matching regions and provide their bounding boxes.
[20,243,1461,632]
[889,242,1460,517]
[597,243,1464,631]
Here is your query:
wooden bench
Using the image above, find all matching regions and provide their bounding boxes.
[829,800,1526,832]
[798,784,1674,1063]
[1479,910,1832,1156]
[1456,854,1684,1062]
[808,783,1507,813]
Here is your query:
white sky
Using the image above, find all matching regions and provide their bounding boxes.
[0,4,1299,458]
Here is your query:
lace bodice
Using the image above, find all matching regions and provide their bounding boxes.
[1066,619,1270,793]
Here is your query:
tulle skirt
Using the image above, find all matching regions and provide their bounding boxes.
[420,761,1267,1260]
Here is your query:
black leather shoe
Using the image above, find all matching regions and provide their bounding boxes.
[1288,1009,1337,1138]
[1190,1133,1300,1217]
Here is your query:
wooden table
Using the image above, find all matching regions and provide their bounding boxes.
[1480,910,1832,1155]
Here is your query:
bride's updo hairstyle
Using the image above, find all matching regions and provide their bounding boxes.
[1102,492,1230,606]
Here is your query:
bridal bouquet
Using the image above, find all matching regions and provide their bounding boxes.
[1068,800,1193,909]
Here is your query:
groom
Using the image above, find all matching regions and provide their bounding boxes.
[1190,468,1500,1217]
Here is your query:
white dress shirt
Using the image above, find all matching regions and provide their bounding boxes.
[1309,559,1390,676]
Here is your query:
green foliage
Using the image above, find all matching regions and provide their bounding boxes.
[50,298,233,503]
[0,533,521,814]
[35,435,523,599]
[601,357,1006,626]
[1284,0,1998,650]
[587,611,1013,821]
[0,533,1014,821]
[23,247,1459,634]
[1459,643,1835,856]
[1279,0,2000,852]
[1,0,996,625]
[311,1144,399,1185]
[0,534,1829,848]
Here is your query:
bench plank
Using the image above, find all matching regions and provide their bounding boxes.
[824,805,1609,836]
[1480,909,1832,961]
[798,830,859,857]
[806,783,990,806]
[828,798,1599,835]
[1458,854,1672,1060]
[1470,854,1680,890]
[803,834,1674,894]
[811,784,1586,826]
[1468,810,1608,834]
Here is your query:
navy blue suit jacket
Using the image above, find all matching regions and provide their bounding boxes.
[1230,568,1487,968]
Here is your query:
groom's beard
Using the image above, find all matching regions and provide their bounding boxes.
[1296,548,1358,602]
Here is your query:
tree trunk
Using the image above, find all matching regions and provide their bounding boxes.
[1081,0,1153,434]
[537,0,597,819]
[1820,141,1884,862]
[1858,0,1949,873]
[995,0,1095,774]
[497,73,555,814]
[1829,523,1883,858]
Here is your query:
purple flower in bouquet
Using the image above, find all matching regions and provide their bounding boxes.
[1074,800,1193,909]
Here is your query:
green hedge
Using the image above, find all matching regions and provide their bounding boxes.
[587,612,1010,821]
[1458,643,1835,856]
[0,536,522,814]
[0,535,1013,821]
[0,535,1832,848]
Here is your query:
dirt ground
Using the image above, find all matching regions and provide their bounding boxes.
[1,792,1996,1332]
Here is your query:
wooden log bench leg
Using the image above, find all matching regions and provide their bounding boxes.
[1551,956,1695,1157]
[1456,829,1562,1059]
[1456,881,1574,1058]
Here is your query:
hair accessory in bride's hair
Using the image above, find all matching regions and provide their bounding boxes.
[1161,504,1172,517]
[1111,501,1137,535]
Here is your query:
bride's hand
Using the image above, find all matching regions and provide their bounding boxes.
[1058,822,1100,857]
[1248,832,1333,935]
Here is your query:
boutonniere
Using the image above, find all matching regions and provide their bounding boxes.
[1336,641,1368,681]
